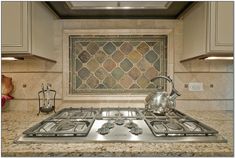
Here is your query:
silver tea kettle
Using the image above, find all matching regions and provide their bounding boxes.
[145,76,181,115]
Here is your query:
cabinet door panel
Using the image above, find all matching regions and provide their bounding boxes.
[2,2,30,53]
[209,2,233,52]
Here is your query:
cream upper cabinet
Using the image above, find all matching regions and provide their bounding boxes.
[2,2,29,52]
[208,2,233,52]
[1,2,57,62]
[181,2,233,61]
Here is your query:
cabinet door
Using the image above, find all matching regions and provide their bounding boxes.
[1,2,30,53]
[208,2,233,53]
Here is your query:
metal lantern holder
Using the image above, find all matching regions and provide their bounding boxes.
[37,88,56,115]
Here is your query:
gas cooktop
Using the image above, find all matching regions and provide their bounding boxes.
[16,107,227,143]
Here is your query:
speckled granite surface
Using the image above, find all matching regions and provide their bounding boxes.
[1,110,233,157]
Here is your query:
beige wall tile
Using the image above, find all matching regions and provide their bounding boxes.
[174,73,233,99]
[61,100,144,108]
[209,60,233,72]
[190,60,210,72]
[176,100,233,111]
[63,19,179,30]
[2,99,63,112]
[227,63,234,72]
[3,73,62,99]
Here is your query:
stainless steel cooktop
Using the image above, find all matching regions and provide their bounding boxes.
[16,107,227,143]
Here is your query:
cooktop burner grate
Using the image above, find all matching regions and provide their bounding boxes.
[144,109,218,136]
[23,107,98,137]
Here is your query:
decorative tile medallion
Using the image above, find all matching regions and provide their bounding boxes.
[69,35,167,94]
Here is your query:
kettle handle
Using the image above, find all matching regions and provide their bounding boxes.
[150,76,181,96]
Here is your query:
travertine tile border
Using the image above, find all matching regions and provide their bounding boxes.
[63,29,174,101]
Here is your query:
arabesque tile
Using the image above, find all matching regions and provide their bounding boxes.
[69,35,167,94]
[103,59,116,72]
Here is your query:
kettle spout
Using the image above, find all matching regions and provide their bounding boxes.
[169,87,181,101]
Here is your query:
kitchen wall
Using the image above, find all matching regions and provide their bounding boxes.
[2,19,233,112]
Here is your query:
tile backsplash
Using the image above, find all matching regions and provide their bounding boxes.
[2,20,233,112]
[69,35,167,94]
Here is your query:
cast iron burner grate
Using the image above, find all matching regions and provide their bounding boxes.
[144,109,218,137]
[23,107,98,137]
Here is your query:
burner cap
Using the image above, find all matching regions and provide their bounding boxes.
[115,118,124,125]
[130,127,143,135]
[102,121,114,129]
[125,121,138,129]
[165,122,182,131]
[97,127,110,135]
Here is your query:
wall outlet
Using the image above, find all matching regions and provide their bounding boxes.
[188,82,204,91]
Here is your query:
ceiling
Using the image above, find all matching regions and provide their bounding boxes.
[45,1,194,19]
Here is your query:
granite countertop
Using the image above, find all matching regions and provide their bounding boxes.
[2,109,233,157]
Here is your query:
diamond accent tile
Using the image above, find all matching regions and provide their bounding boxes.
[128,67,141,80]
[76,59,82,71]
[145,50,158,63]
[86,75,99,88]
[103,59,116,72]
[113,42,123,47]
[112,50,124,63]
[137,75,149,88]
[120,59,133,72]
[70,35,167,94]
[76,76,82,88]
[103,75,116,88]
[145,67,158,80]
[146,42,156,47]
[97,42,106,46]
[78,51,91,63]
[103,42,116,55]
[87,42,99,55]
[130,84,140,89]
[153,42,161,53]
[147,83,156,89]
[80,42,89,46]
[111,67,124,80]
[95,67,108,80]
[74,43,82,55]
[137,59,151,72]
[120,42,133,55]
[95,50,106,63]
[80,84,89,89]
[128,50,142,63]
[96,84,106,89]
[78,67,90,80]
[120,75,132,89]
[137,42,149,55]
[153,59,160,71]
[113,84,123,89]
[87,59,99,72]
[130,42,139,46]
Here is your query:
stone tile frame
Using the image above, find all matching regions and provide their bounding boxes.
[70,35,167,93]
[63,29,174,101]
